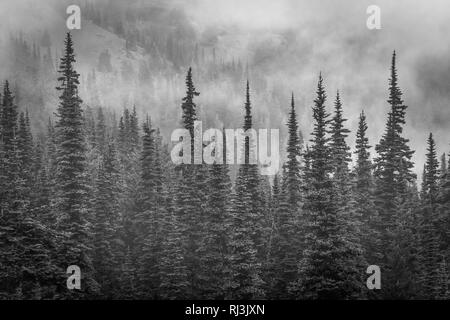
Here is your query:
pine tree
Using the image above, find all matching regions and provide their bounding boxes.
[0,81,22,297]
[373,51,417,298]
[291,73,333,298]
[54,33,98,298]
[437,153,450,273]
[423,134,439,201]
[291,74,364,299]
[418,133,441,298]
[227,81,265,299]
[269,94,302,299]
[354,111,381,272]
[330,91,351,175]
[15,111,42,298]
[329,91,354,222]
[116,107,141,295]
[0,81,18,153]
[181,67,199,161]
[174,68,205,298]
[0,82,58,299]
[117,107,140,155]
[331,93,366,299]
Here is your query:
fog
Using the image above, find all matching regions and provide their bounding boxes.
[1,0,449,177]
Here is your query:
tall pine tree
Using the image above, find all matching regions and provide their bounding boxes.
[291,75,364,299]
[227,81,265,299]
[54,33,98,298]
[353,111,381,272]
[373,51,417,298]
[268,93,302,299]
[418,133,442,298]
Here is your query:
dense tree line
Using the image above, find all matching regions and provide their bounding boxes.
[0,33,449,300]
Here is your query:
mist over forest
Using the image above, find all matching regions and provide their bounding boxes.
[1,0,449,175]
[2,0,450,301]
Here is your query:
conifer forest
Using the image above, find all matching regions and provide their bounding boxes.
[0,0,449,300]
